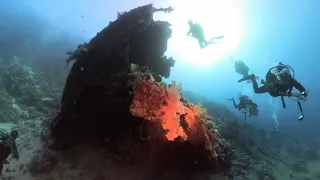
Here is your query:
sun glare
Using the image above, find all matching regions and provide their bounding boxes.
[161,0,244,66]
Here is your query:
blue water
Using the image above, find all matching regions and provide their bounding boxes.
[1,0,319,142]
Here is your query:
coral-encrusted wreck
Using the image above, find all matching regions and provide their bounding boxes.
[49,4,231,176]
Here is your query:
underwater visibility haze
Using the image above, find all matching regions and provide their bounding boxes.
[0,0,319,179]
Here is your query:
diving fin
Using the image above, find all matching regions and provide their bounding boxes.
[246,76,259,83]
[210,35,224,41]
[238,74,255,83]
[207,35,225,45]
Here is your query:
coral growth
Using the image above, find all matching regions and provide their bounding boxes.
[0,56,62,123]
[130,73,219,158]
[130,74,186,140]
[0,89,20,123]
[0,56,61,108]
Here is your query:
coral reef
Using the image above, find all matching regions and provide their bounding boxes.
[0,89,20,123]
[48,68,231,177]
[0,56,62,179]
[25,71,232,179]
[1,56,319,180]
[44,4,233,179]
[0,57,61,108]
[129,73,224,168]
[130,73,221,153]
[0,56,61,124]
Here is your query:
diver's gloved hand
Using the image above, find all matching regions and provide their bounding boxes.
[291,91,307,102]
[301,91,308,98]
[299,91,308,103]
[299,95,307,103]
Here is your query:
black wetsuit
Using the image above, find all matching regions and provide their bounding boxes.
[231,96,258,117]
[249,75,306,97]
[0,135,19,175]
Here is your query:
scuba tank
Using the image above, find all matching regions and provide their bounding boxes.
[240,95,252,105]
[266,62,295,84]
[239,95,254,120]
[265,62,295,97]
[239,95,248,101]
[266,63,305,121]
[266,62,295,94]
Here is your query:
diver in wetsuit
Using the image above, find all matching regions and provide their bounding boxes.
[187,20,208,49]
[238,63,307,98]
[234,60,260,83]
[187,20,224,49]
[234,60,250,78]
[237,62,308,120]
[229,94,258,119]
[0,130,19,175]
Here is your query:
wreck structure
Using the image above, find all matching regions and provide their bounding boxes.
[49,4,232,176]
[51,4,174,149]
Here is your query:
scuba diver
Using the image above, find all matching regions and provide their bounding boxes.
[234,60,250,78]
[187,20,224,49]
[229,94,258,120]
[0,130,19,175]
[237,62,308,120]
[234,60,259,83]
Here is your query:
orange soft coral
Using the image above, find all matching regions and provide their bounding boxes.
[130,74,186,140]
[130,74,219,158]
